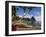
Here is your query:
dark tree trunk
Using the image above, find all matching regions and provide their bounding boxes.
[12,6,16,16]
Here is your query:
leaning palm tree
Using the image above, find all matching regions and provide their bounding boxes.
[23,7,32,18]
[12,6,16,16]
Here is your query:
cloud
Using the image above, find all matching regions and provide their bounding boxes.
[34,15,41,21]
[18,14,33,18]
[24,14,33,18]
[18,15,23,17]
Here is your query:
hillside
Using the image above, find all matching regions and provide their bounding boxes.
[12,16,41,31]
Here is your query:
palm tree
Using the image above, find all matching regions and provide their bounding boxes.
[23,7,32,17]
[12,6,16,16]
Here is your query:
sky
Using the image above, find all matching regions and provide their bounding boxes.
[14,6,41,21]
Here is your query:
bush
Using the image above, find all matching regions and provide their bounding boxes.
[12,16,16,21]
[12,16,20,21]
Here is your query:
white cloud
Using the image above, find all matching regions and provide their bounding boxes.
[34,15,41,21]
[18,14,33,18]
[18,15,23,17]
[24,14,33,18]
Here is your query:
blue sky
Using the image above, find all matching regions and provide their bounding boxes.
[16,6,24,16]
[15,6,41,17]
